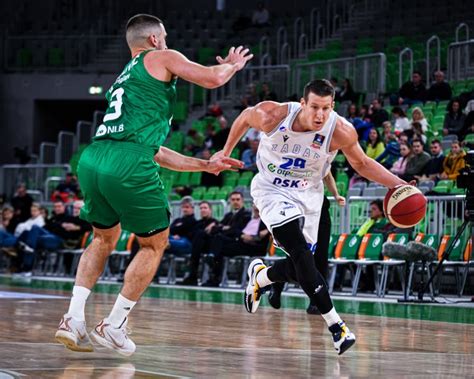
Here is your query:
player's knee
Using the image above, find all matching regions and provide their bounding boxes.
[92,232,119,252]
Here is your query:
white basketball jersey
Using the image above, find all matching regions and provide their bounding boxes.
[253,102,338,195]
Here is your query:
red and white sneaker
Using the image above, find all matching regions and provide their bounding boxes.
[55,313,94,352]
[91,318,136,356]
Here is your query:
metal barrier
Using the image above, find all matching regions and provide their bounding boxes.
[39,143,57,164]
[343,195,466,235]
[447,39,474,82]
[455,23,470,42]
[204,65,291,110]
[426,35,441,86]
[56,131,76,164]
[0,164,70,199]
[293,53,386,95]
[399,47,413,87]
[76,121,93,146]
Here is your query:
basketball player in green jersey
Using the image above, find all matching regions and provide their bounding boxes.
[55,14,252,356]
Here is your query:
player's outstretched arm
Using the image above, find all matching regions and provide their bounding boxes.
[158,47,252,89]
[333,121,406,189]
[155,146,244,174]
[219,101,285,157]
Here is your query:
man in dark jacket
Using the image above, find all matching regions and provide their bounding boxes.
[167,197,197,255]
[427,71,452,102]
[401,140,431,182]
[397,71,427,105]
[416,139,445,181]
[184,191,251,286]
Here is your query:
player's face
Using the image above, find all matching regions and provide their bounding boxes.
[301,93,334,130]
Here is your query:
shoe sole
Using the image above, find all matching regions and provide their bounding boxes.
[90,331,135,357]
[244,259,265,314]
[55,330,93,353]
[338,337,356,355]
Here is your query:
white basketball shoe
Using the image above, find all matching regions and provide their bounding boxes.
[55,313,94,352]
[91,317,136,356]
[244,258,267,313]
[329,321,356,355]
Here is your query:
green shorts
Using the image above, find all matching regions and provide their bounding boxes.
[78,140,170,235]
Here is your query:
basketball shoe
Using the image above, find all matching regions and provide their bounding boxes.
[55,313,94,352]
[91,317,136,356]
[328,321,356,355]
[244,258,267,313]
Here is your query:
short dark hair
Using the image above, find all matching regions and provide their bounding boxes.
[431,139,441,145]
[413,70,422,77]
[126,14,162,32]
[412,139,424,147]
[391,106,406,118]
[199,201,212,208]
[229,191,243,199]
[303,79,335,101]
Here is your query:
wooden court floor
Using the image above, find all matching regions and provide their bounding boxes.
[0,277,473,378]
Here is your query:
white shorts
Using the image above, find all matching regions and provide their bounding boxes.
[251,175,323,252]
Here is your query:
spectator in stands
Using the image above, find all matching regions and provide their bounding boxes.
[241,139,259,172]
[11,183,33,222]
[376,138,401,169]
[439,140,466,181]
[369,98,389,127]
[51,173,80,202]
[167,197,197,256]
[381,121,395,144]
[206,204,269,286]
[390,142,411,177]
[400,139,431,182]
[392,107,411,132]
[366,128,385,159]
[0,205,18,248]
[184,129,205,155]
[339,78,356,103]
[240,83,259,110]
[411,122,427,144]
[200,191,251,286]
[211,115,231,150]
[396,70,427,105]
[410,107,429,132]
[415,139,445,182]
[356,200,388,237]
[346,103,358,123]
[179,201,218,285]
[353,105,374,141]
[443,99,466,137]
[460,100,474,141]
[427,70,452,102]
[330,77,342,101]
[259,82,277,101]
[252,2,270,26]
[14,202,45,237]
[198,148,223,187]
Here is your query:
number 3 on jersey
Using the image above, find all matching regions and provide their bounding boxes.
[103,87,125,122]
[280,157,306,169]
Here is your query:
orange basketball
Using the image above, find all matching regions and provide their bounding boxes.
[383,184,427,228]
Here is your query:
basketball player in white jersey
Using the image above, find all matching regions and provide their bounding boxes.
[214,79,407,355]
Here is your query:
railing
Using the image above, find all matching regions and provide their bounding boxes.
[455,23,470,42]
[39,143,57,164]
[293,18,305,59]
[276,27,288,65]
[399,47,413,87]
[56,131,76,164]
[76,121,93,146]
[0,164,71,200]
[202,64,291,111]
[293,53,386,95]
[447,39,474,82]
[426,35,441,87]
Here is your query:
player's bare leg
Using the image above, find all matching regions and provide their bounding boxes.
[91,228,170,356]
[55,224,121,352]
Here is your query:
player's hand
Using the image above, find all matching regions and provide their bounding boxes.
[206,155,244,175]
[216,46,253,71]
[336,195,346,206]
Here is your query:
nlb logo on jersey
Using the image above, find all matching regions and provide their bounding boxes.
[311,134,325,149]
[96,124,124,137]
[272,177,309,188]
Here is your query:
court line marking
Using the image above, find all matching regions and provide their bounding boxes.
[1,366,188,378]
[0,342,472,356]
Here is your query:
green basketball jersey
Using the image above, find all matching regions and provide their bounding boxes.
[94,50,177,151]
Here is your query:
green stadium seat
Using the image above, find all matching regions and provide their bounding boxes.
[464,134,474,144]
[191,186,206,200]
[172,101,188,123]
[17,48,33,67]
[189,172,202,187]
[223,171,239,187]
[174,171,191,187]
[48,47,64,66]
[328,234,361,293]
[352,233,385,295]
[237,171,254,186]
[197,47,216,65]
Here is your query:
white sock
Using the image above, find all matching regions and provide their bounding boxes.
[321,307,343,327]
[108,293,136,328]
[256,267,273,287]
[67,286,91,321]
